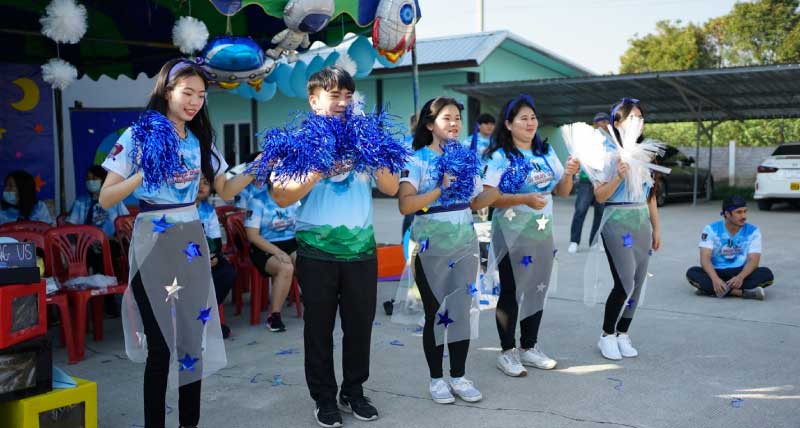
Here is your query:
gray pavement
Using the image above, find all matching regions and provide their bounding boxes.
[60,197,800,428]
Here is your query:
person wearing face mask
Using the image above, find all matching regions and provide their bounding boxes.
[478,94,579,377]
[583,98,663,361]
[0,170,54,225]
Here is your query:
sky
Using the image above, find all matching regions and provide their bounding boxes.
[414,0,742,74]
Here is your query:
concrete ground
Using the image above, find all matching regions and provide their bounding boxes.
[59,197,799,428]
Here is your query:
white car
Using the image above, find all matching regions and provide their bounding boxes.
[754,142,800,210]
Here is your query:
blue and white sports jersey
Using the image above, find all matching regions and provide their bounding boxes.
[463,134,491,156]
[698,220,762,269]
[245,186,298,243]
[0,201,53,225]
[101,127,228,206]
[66,195,129,237]
[196,200,222,240]
[483,146,564,195]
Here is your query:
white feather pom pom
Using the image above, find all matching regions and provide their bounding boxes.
[335,53,358,77]
[351,91,365,115]
[42,58,78,90]
[39,0,87,44]
[172,16,210,55]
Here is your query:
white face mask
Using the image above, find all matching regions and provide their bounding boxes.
[86,180,102,193]
[3,191,17,205]
[619,116,644,143]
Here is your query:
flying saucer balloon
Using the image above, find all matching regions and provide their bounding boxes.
[198,36,274,90]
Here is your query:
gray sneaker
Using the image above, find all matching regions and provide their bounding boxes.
[742,287,765,300]
[429,378,455,404]
[449,377,483,402]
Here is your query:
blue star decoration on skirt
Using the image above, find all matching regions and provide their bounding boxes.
[491,285,500,296]
[178,353,199,372]
[622,232,634,248]
[184,242,202,262]
[436,310,454,328]
[467,283,478,296]
[520,255,533,267]
[448,260,456,269]
[419,239,430,253]
[197,307,212,325]
[626,298,635,308]
[151,215,174,234]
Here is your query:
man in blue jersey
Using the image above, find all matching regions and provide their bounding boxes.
[463,113,496,156]
[686,195,774,299]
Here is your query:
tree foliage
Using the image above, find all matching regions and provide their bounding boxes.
[619,0,800,146]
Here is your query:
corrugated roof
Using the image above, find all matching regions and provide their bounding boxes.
[448,63,800,124]
[372,30,591,75]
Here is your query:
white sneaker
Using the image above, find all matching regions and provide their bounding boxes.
[449,377,483,402]
[519,345,557,370]
[598,334,622,360]
[616,333,638,358]
[429,378,455,404]
[568,242,579,253]
[496,349,527,377]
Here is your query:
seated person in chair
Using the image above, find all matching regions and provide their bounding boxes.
[1,170,54,225]
[197,176,235,338]
[686,195,774,300]
[245,182,299,333]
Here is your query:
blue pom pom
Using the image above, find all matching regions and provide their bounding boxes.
[128,110,184,192]
[498,153,533,194]
[341,106,412,175]
[252,112,337,184]
[432,141,481,206]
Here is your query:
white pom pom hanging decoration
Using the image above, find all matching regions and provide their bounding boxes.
[39,0,88,44]
[172,16,210,55]
[41,58,78,90]
[335,53,357,77]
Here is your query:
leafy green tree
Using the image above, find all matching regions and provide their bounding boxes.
[619,20,715,73]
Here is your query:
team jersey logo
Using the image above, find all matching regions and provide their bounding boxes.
[401,169,410,178]
[107,143,124,161]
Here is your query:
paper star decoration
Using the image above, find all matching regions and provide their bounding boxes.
[520,255,533,267]
[178,353,199,372]
[184,241,202,262]
[448,260,456,269]
[467,283,478,295]
[491,285,500,296]
[419,239,430,253]
[436,310,454,328]
[626,298,635,308]
[503,208,516,221]
[165,279,183,302]
[537,283,548,293]
[622,232,633,248]
[197,307,212,325]
[152,215,174,234]
[536,214,549,231]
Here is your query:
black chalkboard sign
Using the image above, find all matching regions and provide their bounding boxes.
[0,242,40,286]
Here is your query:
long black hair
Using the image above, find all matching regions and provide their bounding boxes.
[412,97,463,151]
[2,170,37,219]
[484,94,549,160]
[610,98,658,201]
[145,58,219,184]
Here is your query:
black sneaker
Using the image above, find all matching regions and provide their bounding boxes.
[266,313,286,332]
[314,400,343,427]
[339,394,378,421]
[221,324,231,339]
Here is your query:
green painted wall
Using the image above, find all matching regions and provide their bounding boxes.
[480,47,566,83]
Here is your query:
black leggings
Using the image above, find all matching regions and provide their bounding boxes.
[131,272,201,428]
[496,255,543,351]
[602,240,633,335]
[414,256,469,379]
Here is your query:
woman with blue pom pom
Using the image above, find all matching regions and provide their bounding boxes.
[396,97,487,405]
[99,58,256,428]
[480,94,579,378]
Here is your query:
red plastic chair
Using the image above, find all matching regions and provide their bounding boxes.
[114,214,135,283]
[225,213,302,325]
[0,220,53,234]
[125,205,140,217]
[45,225,126,362]
[216,206,243,260]
[1,230,79,364]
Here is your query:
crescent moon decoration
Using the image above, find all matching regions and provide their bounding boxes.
[10,78,40,112]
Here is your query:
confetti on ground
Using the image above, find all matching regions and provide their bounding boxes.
[275,348,299,355]
[373,321,382,326]
[389,340,404,346]
[272,375,284,386]
[607,378,623,391]
[731,398,744,408]
[247,341,258,346]
[250,373,262,384]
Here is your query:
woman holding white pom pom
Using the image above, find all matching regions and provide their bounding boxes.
[588,98,663,361]
[478,94,579,377]
[99,59,255,428]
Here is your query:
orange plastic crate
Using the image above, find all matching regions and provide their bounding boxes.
[377,244,404,280]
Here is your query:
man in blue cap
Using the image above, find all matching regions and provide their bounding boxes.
[686,195,774,299]
[568,112,609,253]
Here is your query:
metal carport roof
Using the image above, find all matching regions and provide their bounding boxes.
[448,63,800,125]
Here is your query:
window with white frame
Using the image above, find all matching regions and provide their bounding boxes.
[221,122,253,167]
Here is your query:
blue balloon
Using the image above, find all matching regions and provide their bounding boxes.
[290,61,309,98]
[254,82,277,102]
[274,63,296,98]
[305,55,326,80]
[377,54,402,69]
[347,36,377,78]
[323,51,340,68]
[402,228,411,261]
